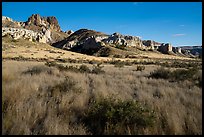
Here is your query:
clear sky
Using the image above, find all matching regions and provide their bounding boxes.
[2,2,202,46]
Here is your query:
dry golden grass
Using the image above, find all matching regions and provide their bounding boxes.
[2,60,202,135]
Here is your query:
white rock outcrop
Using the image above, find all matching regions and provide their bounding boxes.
[102,32,144,48]
[2,27,52,43]
[2,16,13,22]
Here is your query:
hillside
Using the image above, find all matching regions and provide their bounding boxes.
[179,46,202,57]
[3,14,201,59]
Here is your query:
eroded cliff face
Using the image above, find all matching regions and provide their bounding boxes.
[2,14,68,44]
[3,27,53,43]
[142,40,162,50]
[102,32,144,48]
[25,14,61,32]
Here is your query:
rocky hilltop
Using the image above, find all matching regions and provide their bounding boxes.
[2,14,69,44]
[24,14,61,32]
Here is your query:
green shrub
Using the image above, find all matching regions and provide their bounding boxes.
[124,61,133,66]
[79,65,91,73]
[149,67,201,88]
[113,54,123,58]
[55,58,66,63]
[91,63,105,74]
[89,60,101,64]
[45,61,105,74]
[45,62,69,72]
[82,97,155,135]
[153,90,163,99]
[48,76,81,97]
[171,68,198,81]
[22,65,52,75]
[196,75,202,88]
[111,60,125,68]
[149,67,171,79]
[125,55,138,59]
[159,60,202,69]
[45,61,58,67]
[115,44,126,50]
[97,47,111,57]
[136,65,145,71]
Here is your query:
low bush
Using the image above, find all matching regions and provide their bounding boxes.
[149,67,171,79]
[55,58,66,63]
[22,65,52,75]
[125,55,138,59]
[113,54,123,58]
[91,63,105,74]
[45,62,105,74]
[158,60,202,69]
[49,76,80,94]
[149,67,201,87]
[79,65,91,73]
[45,61,79,72]
[82,97,155,135]
[110,60,125,68]
[135,65,145,71]
[196,75,202,88]
[97,47,111,57]
[171,67,198,81]
[45,61,58,67]
[115,44,126,50]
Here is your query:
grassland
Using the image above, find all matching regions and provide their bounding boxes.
[2,36,202,135]
[2,59,202,135]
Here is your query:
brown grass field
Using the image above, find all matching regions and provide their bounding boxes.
[2,37,202,135]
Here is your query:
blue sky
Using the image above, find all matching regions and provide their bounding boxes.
[2,2,202,46]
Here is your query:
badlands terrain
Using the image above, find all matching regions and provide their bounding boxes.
[2,14,202,135]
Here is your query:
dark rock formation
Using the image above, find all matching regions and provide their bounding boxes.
[70,36,103,55]
[158,43,173,54]
[142,40,161,50]
[172,47,182,53]
[65,30,74,35]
